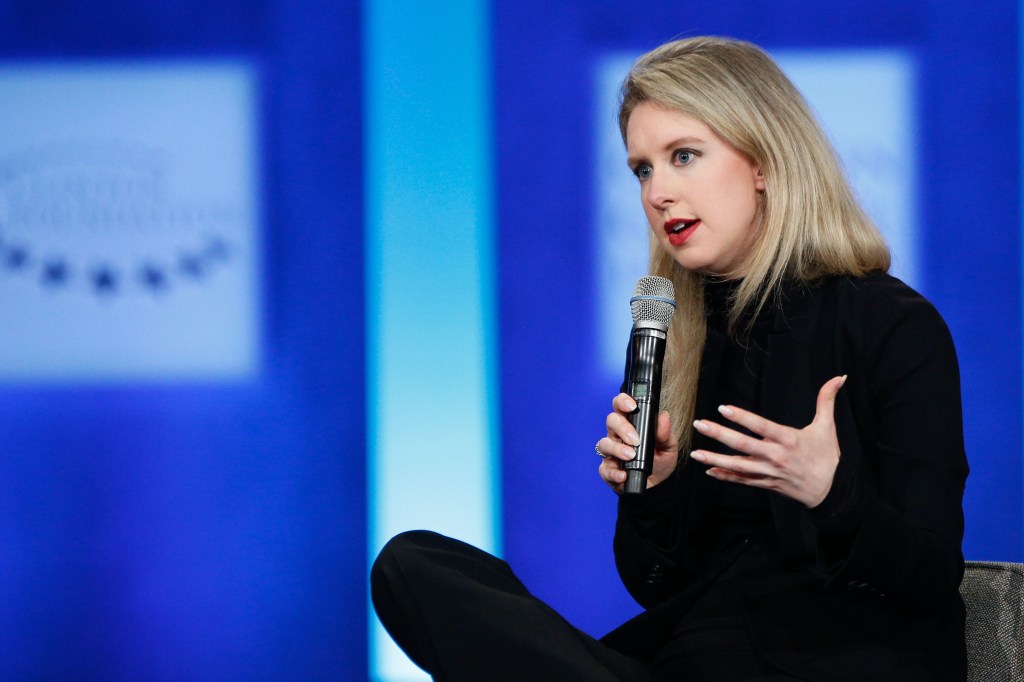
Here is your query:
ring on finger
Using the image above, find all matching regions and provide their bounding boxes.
[595,441,610,459]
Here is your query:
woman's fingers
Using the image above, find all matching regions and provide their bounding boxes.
[813,375,847,427]
[597,393,634,493]
[655,410,676,449]
[691,449,772,477]
[692,417,775,457]
[612,392,638,413]
[695,374,847,458]
[605,412,640,447]
[606,394,641,444]
[687,376,847,507]
[709,404,790,443]
[600,395,681,493]
[598,456,627,492]
[705,466,773,486]
[597,435,636,462]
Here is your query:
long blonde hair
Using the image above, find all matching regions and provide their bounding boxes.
[618,36,890,452]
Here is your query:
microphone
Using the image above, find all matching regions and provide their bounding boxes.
[622,275,676,495]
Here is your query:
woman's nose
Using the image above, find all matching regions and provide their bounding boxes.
[645,171,677,210]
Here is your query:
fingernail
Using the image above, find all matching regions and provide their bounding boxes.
[840,374,848,386]
[627,431,640,446]
[626,397,637,411]
[692,419,708,432]
[690,450,705,462]
[623,445,636,460]
[718,405,734,417]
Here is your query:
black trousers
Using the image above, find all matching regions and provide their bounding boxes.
[370,530,801,682]
[371,530,656,682]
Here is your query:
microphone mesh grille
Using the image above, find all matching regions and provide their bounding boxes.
[630,276,676,325]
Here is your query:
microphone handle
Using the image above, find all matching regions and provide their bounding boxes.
[623,326,667,495]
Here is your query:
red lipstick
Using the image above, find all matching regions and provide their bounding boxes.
[664,218,700,247]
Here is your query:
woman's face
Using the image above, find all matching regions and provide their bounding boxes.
[626,102,765,277]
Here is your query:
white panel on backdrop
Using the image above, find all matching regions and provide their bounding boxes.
[594,55,651,379]
[594,49,918,378]
[774,51,918,285]
[0,63,261,382]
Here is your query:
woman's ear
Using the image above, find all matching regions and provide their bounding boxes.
[753,166,766,192]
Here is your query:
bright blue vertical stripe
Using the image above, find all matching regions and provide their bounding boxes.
[365,2,499,680]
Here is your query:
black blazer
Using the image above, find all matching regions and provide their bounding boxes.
[602,272,969,681]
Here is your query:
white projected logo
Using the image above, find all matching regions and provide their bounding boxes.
[594,49,918,377]
[0,63,261,382]
[0,140,238,296]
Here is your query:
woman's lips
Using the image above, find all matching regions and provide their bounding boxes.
[665,218,701,247]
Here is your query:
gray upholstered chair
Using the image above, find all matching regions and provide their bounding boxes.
[960,561,1024,681]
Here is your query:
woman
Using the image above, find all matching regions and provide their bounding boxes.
[595,35,967,681]
[372,36,968,681]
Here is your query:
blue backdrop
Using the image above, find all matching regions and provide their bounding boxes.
[0,1,365,679]
[0,1,1018,680]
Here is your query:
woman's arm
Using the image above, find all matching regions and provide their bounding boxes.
[809,288,968,611]
[688,281,967,611]
[599,393,688,606]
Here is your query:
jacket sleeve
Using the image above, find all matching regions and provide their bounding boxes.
[808,282,968,613]
[612,470,687,607]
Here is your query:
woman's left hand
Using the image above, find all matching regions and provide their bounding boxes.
[689,375,847,508]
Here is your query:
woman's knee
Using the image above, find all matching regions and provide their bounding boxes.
[375,529,447,567]
[371,530,453,588]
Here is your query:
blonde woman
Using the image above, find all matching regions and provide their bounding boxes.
[373,36,968,681]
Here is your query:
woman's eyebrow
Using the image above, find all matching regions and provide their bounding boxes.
[627,136,707,166]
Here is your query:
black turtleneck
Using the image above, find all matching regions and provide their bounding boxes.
[696,278,774,541]
[655,279,781,674]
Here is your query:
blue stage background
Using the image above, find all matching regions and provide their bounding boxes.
[0,1,1018,680]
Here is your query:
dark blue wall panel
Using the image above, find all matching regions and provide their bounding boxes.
[0,1,364,679]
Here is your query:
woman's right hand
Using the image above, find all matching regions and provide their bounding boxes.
[597,393,680,493]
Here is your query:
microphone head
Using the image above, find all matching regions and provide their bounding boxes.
[630,275,676,326]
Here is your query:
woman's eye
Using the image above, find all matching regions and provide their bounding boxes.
[674,149,696,165]
[633,164,652,181]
